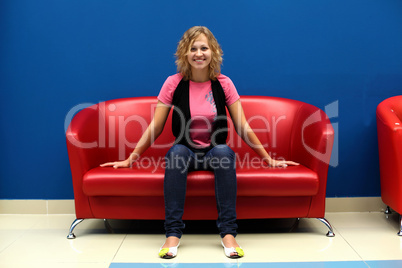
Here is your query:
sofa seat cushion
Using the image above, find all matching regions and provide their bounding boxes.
[83,165,318,197]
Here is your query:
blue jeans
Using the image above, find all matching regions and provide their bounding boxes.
[164,144,238,239]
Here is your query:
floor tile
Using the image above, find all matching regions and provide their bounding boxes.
[0,215,48,254]
[113,234,238,264]
[0,213,401,267]
[0,229,125,265]
[326,212,402,261]
[2,263,111,268]
[235,217,361,263]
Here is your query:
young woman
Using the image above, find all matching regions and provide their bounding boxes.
[101,26,299,259]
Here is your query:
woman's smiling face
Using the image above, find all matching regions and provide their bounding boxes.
[187,34,212,74]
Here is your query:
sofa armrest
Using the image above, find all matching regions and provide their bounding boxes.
[66,104,108,172]
[376,100,402,213]
[290,104,334,171]
[290,104,334,217]
[376,103,402,132]
[66,104,108,218]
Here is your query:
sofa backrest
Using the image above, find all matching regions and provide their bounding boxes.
[227,96,302,163]
[97,96,305,164]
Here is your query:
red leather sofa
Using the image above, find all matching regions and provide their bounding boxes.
[376,95,402,235]
[66,96,335,239]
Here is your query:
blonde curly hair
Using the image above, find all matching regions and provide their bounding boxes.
[175,26,223,81]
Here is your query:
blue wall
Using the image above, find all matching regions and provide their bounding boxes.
[1,0,401,199]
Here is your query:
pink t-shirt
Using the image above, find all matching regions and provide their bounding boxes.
[158,73,240,148]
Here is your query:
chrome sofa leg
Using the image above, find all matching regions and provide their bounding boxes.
[104,219,114,234]
[385,206,392,214]
[398,215,402,236]
[317,218,335,237]
[289,218,300,233]
[67,219,84,239]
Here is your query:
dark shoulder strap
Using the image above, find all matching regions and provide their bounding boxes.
[210,79,228,145]
[172,79,188,107]
[211,79,227,115]
[171,79,190,140]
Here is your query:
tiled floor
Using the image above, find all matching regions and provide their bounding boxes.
[0,212,402,267]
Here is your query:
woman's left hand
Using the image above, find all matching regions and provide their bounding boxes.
[268,159,300,168]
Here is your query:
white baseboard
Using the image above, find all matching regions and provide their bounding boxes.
[0,200,75,214]
[325,197,386,213]
[0,197,387,215]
